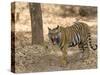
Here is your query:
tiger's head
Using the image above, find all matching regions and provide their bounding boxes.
[48,25,61,45]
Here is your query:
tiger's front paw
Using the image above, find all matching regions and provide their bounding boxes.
[60,60,67,67]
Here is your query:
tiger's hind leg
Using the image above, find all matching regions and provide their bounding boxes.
[78,42,90,60]
[82,42,90,59]
[78,44,84,53]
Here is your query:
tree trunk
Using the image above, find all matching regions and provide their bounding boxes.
[29,3,44,45]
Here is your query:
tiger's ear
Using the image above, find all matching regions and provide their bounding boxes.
[56,25,59,29]
[57,25,61,32]
[48,27,51,31]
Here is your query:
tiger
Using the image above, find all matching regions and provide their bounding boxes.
[48,22,97,66]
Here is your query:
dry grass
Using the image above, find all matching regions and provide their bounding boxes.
[12,2,97,73]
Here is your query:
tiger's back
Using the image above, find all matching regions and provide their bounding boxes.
[60,22,90,48]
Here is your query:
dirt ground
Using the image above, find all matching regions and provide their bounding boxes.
[12,3,97,73]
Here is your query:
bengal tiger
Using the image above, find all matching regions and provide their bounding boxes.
[48,22,97,66]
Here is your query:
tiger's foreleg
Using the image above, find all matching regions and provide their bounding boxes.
[60,46,67,67]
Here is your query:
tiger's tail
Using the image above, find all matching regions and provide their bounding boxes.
[88,33,97,50]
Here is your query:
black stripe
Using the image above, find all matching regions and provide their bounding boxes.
[74,23,79,31]
[88,34,91,36]
[74,33,78,45]
[89,41,92,43]
[77,33,80,43]
[88,38,91,40]
[74,37,77,46]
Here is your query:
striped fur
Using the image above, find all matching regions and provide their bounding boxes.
[48,22,97,66]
